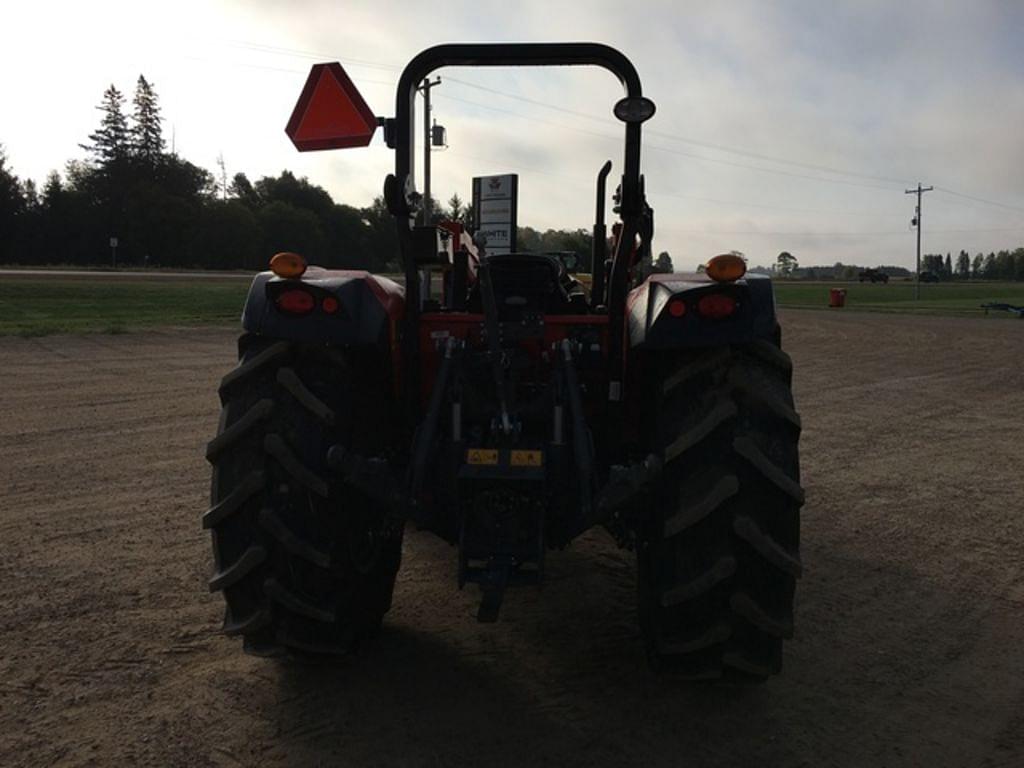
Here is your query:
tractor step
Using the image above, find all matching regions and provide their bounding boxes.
[594,452,663,545]
[326,445,409,521]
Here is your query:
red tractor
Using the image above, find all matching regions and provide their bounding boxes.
[204,43,803,680]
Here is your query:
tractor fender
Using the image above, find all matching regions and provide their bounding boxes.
[627,272,777,349]
[241,268,404,348]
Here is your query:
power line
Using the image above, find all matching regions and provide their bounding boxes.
[181,54,307,77]
[223,40,399,72]
[203,38,1024,234]
[658,227,912,237]
[181,53,396,89]
[933,186,1024,215]
[656,190,904,217]
[438,81,1024,222]
[189,46,916,203]
[216,38,914,190]
[443,144,900,218]
[445,76,915,187]
[217,37,1024,216]
[659,226,1024,236]
[436,91,903,193]
[645,131,912,186]
[438,76,909,190]
[449,147,1024,240]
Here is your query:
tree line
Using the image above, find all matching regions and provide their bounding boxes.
[920,250,1024,281]
[770,249,1024,281]
[15,76,1020,281]
[0,77,619,273]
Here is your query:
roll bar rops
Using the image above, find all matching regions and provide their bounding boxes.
[385,43,652,410]
[388,43,647,224]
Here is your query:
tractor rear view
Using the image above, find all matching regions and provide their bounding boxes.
[203,43,803,680]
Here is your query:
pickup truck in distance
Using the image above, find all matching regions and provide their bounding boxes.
[858,268,889,283]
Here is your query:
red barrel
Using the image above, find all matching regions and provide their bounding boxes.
[829,288,847,308]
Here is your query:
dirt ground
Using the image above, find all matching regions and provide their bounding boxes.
[1,310,1022,767]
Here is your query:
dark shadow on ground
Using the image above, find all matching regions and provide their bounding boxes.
[251,518,989,768]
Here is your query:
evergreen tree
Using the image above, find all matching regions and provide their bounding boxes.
[971,253,984,278]
[20,179,38,209]
[944,252,952,279]
[983,253,997,279]
[0,146,22,210]
[446,193,465,223]
[439,191,473,228]
[42,170,63,203]
[18,179,42,262]
[956,250,970,279]
[0,146,26,261]
[995,250,1014,280]
[81,85,130,164]
[130,75,165,163]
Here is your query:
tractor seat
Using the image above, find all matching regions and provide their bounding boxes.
[468,252,573,316]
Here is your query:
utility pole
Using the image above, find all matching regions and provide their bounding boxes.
[417,76,441,224]
[905,182,933,300]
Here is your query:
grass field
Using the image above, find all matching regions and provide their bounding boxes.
[773,280,1024,316]
[0,276,250,336]
[1,273,1022,335]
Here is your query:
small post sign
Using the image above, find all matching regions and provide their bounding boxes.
[109,236,119,268]
[472,174,518,255]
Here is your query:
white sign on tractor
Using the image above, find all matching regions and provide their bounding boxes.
[472,174,518,254]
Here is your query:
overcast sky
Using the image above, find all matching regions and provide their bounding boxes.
[4,0,1024,268]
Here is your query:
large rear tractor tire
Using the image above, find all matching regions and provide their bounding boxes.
[638,339,803,680]
[203,335,403,658]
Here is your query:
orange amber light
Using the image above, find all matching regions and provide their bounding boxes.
[705,253,747,282]
[270,252,307,279]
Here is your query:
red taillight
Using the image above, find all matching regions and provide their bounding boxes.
[667,298,687,317]
[697,293,737,319]
[322,296,340,315]
[276,289,315,315]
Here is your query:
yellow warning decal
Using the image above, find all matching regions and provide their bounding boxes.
[510,450,544,467]
[466,449,499,465]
